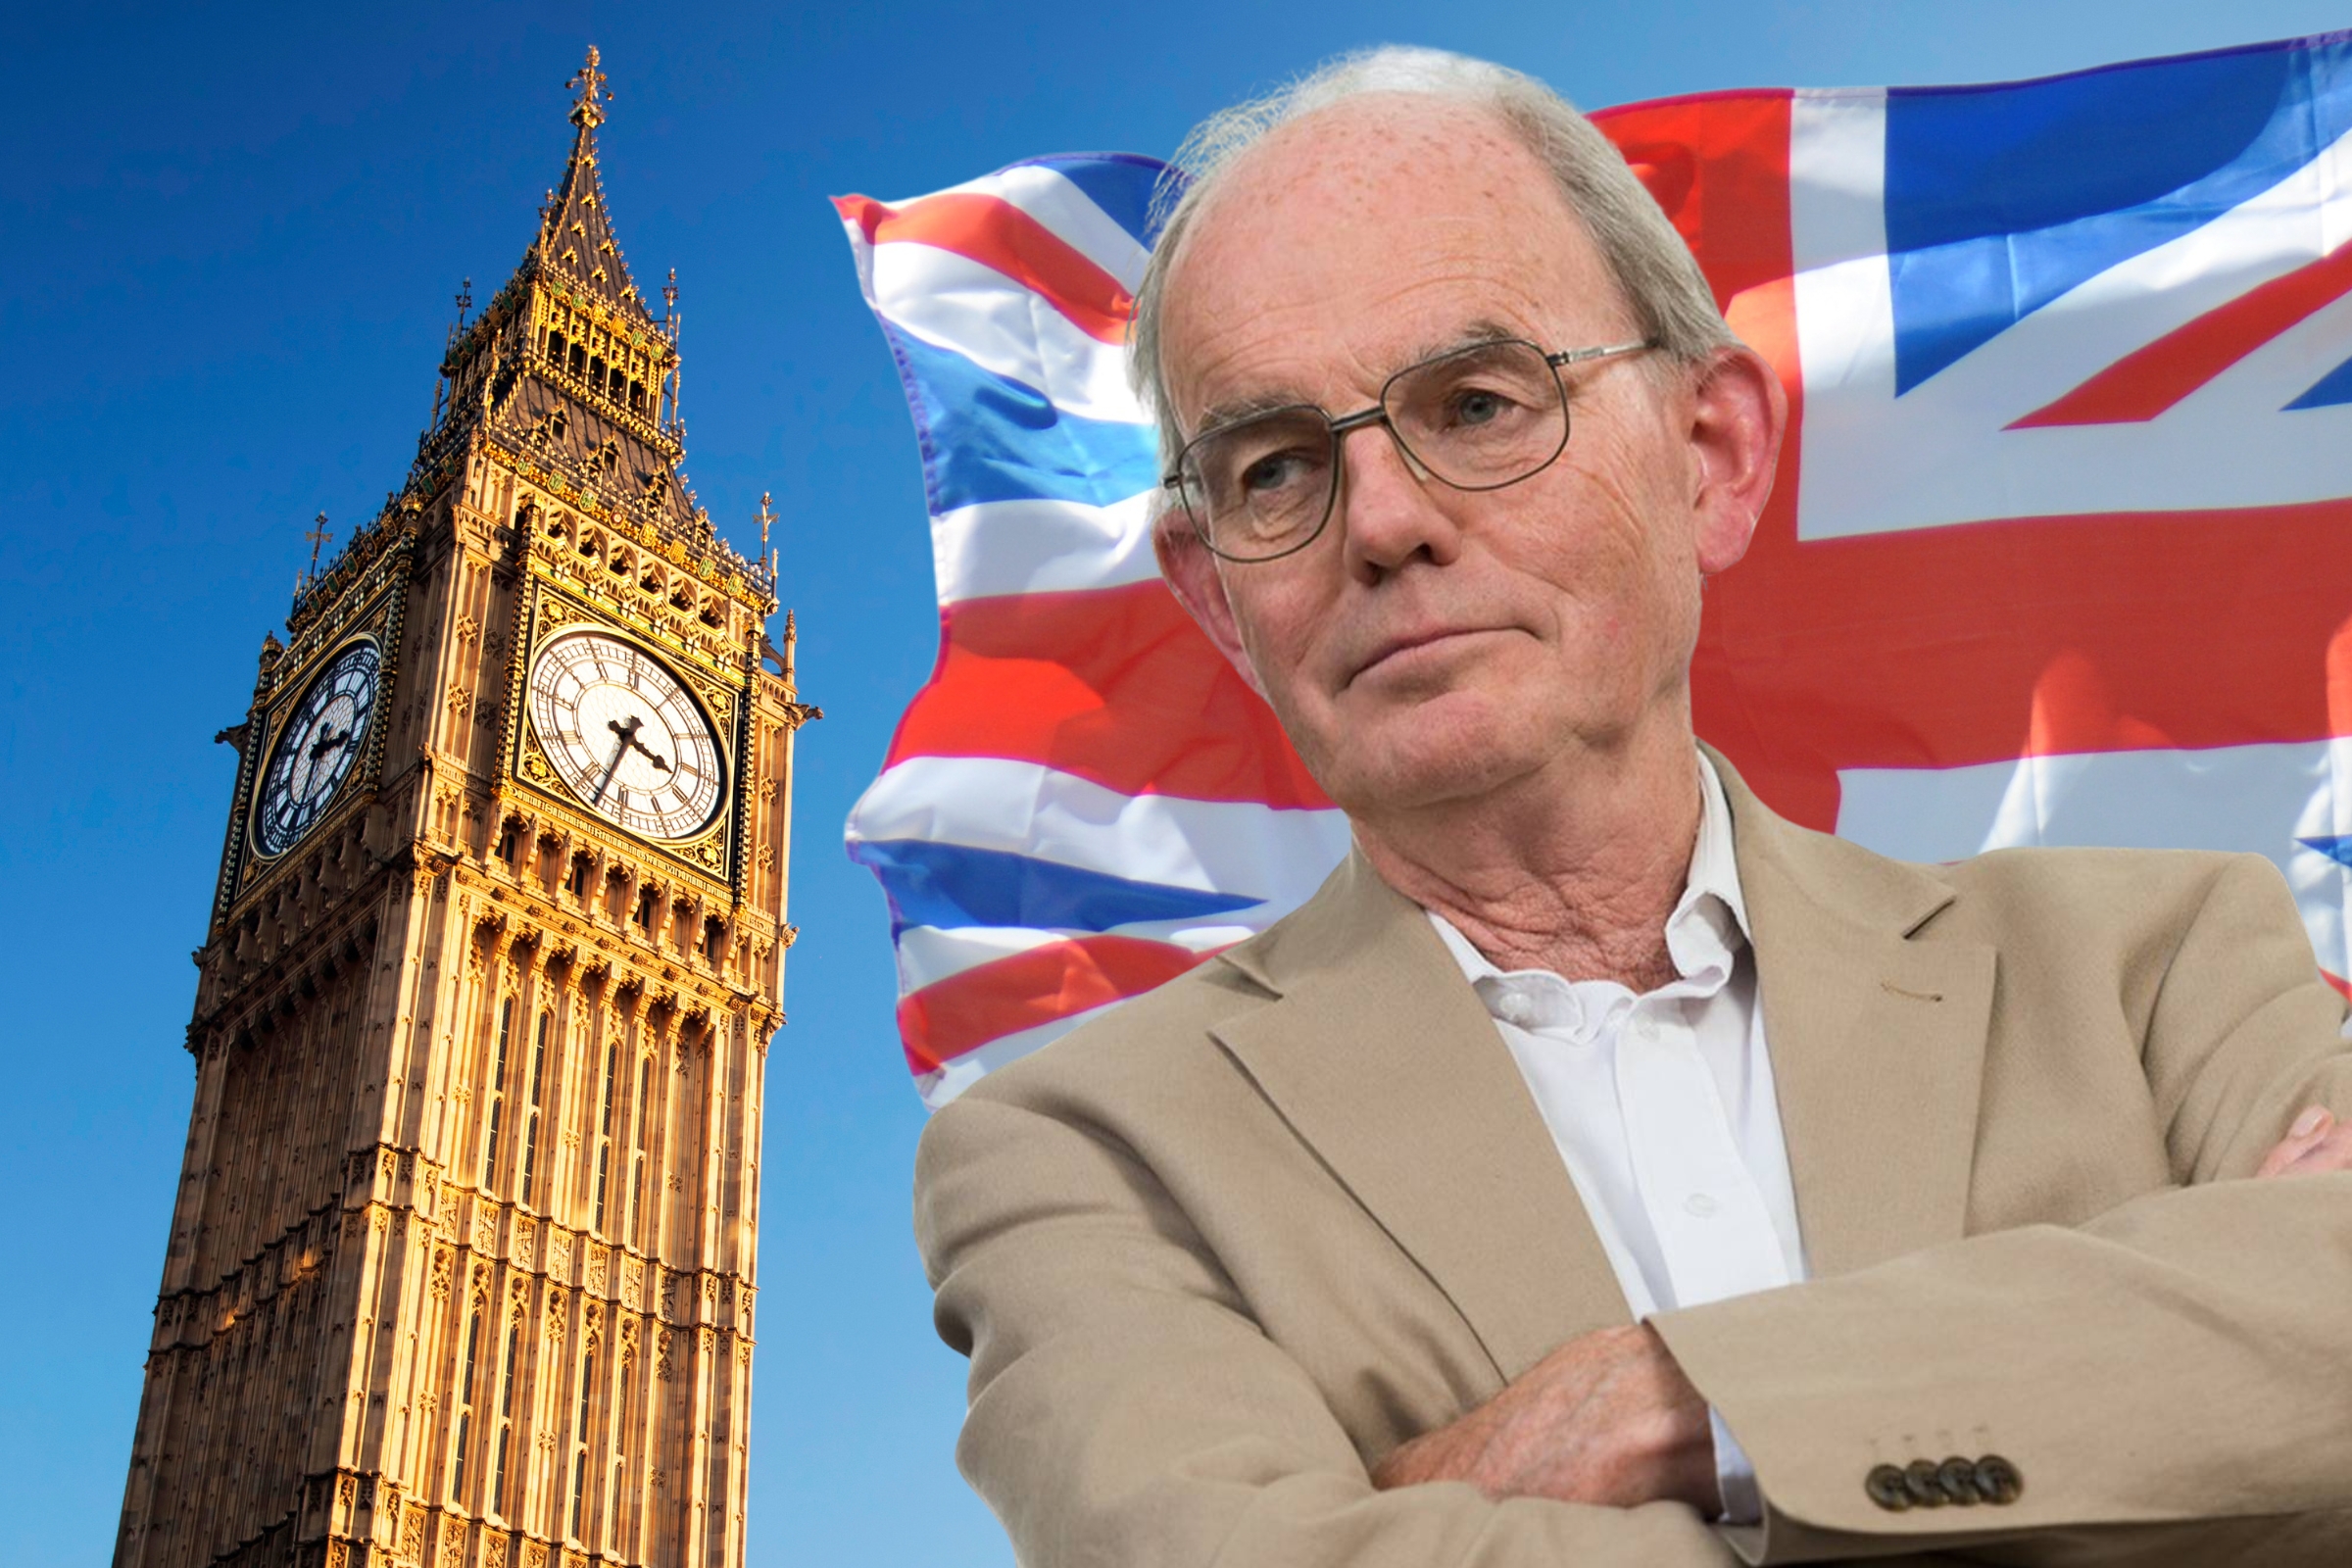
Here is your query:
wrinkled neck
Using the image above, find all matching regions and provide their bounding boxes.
[1351,723,1703,991]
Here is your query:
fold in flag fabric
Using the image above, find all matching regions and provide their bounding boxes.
[835,156,1348,1107]
[842,32,2352,1107]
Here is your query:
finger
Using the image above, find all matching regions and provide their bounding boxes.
[2258,1134,2318,1178]
[2281,1124,2352,1177]
[2259,1140,2306,1178]
[2258,1106,2336,1178]
[2265,1117,2347,1178]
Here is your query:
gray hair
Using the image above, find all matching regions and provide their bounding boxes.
[1128,46,1740,470]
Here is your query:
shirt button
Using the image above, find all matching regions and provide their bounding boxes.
[1496,994,1534,1026]
[1684,1192,1720,1218]
[1633,1016,1659,1041]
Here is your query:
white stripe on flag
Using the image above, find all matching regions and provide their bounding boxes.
[848,755,1351,907]
[867,241,1147,423]
[1837,740,2352,977]
[1788,85,1895,523]
[896,917,1259,994]
[932,494,1159,602]
[1788,87,1888,275]
[887,164,1153,290]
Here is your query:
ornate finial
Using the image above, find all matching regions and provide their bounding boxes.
[303,513,333,587]
[567,46,612,129]
[758,492,781,581]
[454,276,473,329]
[662,269,684,426]
[760,609,797,682]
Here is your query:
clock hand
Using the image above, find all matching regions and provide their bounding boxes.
[592,715,641,805]
[623,732,671,772]
[308,726,351,762]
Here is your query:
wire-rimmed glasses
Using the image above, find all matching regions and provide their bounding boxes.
[1163,337,1655,563]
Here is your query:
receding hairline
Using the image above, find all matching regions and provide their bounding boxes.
[1129,45,1740,475]
[1159,88,1595,303]
[1153,96,1642,431]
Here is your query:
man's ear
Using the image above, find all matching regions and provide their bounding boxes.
[1685,344,1788,575]
[1154,509,1269,699]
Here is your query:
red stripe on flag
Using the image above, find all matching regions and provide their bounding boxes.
[899,934,1213,1073]
[885,580,1334,808]
[834,192,1134,344]
[1705,500,2352,804]
[2010,240,2352,427]
[1595,89,1797,321]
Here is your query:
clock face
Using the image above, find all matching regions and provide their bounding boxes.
[255,639,381,857]
[528,630,724,839]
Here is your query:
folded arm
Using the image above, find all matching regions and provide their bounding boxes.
[1650,854,2352,1564]
[915,1089,1747,1568]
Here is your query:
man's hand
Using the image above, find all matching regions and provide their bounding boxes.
[1369,1323,1721,1515]
[2259,1105,2352,1177]
[1368,1106,2344,1517]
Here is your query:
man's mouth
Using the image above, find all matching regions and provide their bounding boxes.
[1348,625,1496,686]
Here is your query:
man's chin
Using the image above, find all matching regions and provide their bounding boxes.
[1314,720,1546,817]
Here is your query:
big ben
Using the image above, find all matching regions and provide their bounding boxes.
[113,49,815,1568]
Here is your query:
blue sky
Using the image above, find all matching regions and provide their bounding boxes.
[5,2,2346,1562]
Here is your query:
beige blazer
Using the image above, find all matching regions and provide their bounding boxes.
[913,754,2352,1566]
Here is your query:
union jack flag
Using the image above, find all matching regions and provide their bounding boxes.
[841,32,2352,1106]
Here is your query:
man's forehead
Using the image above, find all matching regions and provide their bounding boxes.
[1161,94,1623,417]
[1188,95,1563,252]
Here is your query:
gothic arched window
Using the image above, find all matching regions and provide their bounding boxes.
[520,1010,552,1201]
[482,998,514,1188]
[448,1305,484,1500]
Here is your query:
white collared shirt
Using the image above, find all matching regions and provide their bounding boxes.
[1425,754,1806,1524]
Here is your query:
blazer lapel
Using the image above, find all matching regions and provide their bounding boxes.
[1205,757,1999,1372]
[1212,853,1630,1382]
[1715,755,1998,1279]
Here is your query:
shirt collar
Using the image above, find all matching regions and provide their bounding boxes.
[1668,750,1749,982]
[1425,752,1751,1020]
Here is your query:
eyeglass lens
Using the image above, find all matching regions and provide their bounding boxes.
[1176,339,1571,561]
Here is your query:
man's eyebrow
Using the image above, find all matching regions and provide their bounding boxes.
[1193,389,1317,434]
[1187,320,1538,434]
[1409,318,1529,362]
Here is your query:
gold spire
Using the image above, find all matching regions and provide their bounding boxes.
[567,45,611,130]
[519,46,655,324]
[399,45,716,562]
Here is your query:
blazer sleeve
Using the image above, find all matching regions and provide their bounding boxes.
[1649,853,2352,1566]
[913,1086,1751,1568]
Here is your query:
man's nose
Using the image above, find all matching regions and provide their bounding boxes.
[1335,418,1463,580]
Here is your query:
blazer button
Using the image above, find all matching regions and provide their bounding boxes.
[1903,1459,1949,1507]
[1974,1454,2024,1505]
[1936,1456,1982,1504]
[1865,1463,1912,1511]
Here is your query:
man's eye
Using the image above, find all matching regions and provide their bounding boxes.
[1237,450,1318,494]
[1448,387,1517,426]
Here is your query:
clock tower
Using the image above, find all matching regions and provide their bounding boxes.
[114,50,817,1568]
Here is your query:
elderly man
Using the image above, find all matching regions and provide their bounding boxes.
[912,47,2352,1567]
